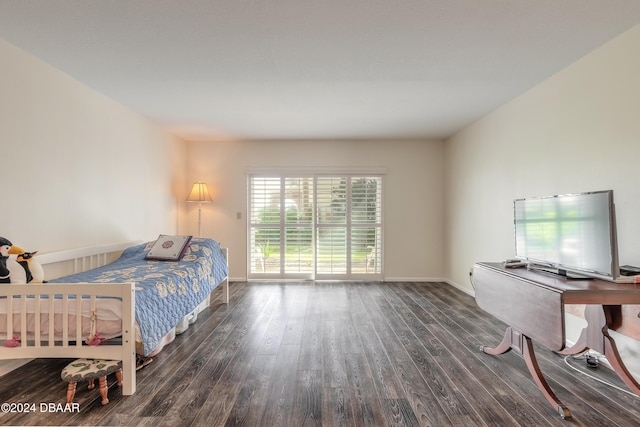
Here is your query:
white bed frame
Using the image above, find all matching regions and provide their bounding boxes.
[0,241,229,397]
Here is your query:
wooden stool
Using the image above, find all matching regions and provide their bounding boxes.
[61,359,123,405]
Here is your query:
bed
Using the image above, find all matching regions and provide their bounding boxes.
[0,237,229,396]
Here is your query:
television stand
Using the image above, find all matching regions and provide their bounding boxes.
[473,262,640,420]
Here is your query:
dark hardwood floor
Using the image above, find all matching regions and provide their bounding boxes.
[1,281,639,426]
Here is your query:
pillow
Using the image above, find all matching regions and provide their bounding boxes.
[145,235,192,261]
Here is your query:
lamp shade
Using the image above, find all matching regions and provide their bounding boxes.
[186,182,213,202]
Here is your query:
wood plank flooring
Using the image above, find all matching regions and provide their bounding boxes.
[1,281,640,426]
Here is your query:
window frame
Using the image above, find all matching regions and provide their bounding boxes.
[247,170,384,280]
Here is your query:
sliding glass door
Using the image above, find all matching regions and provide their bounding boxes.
[249,176,314,279]
[248,174,382,280]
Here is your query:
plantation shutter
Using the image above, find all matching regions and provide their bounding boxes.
[248,173,382,280]
[249,177,282,275]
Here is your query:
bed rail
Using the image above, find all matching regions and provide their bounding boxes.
[37,241,141,278]
[0,282,136,395]
[1,241,139,394]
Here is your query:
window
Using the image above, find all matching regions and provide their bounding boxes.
[248,174,383,280]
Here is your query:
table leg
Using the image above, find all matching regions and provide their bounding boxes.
[561,304,640,397]
[480,326,515,355]
[481,327,572,419]
[603,334,640,396]
[522,335,572,419]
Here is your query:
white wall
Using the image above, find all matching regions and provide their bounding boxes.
[182,139,444,281]
[1,40,186,253]
[445,26,640,371]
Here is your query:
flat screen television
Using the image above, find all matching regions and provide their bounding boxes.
[514,190,619,281]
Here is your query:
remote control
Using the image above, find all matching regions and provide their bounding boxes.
[504,259,527,268]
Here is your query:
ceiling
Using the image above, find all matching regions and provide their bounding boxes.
[1,1,640,141]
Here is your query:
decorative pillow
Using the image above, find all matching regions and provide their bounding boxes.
[145,235,192,261]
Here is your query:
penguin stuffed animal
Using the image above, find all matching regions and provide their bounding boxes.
[0,237,28,284]
[0,245,10,283]
[11,249,44,283]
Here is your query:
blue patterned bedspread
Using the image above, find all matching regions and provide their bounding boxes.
[49,238,228,355]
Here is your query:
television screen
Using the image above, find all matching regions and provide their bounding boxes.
[514,190,618,279]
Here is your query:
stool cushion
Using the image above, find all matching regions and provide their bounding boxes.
[61,359,122,382]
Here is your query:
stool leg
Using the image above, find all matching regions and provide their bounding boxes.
[115,368,123,387]
[66,382,76,404]
[99,376,109,405]
[88,378,95,390]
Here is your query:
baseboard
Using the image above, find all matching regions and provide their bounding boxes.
[383,277,448,283]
